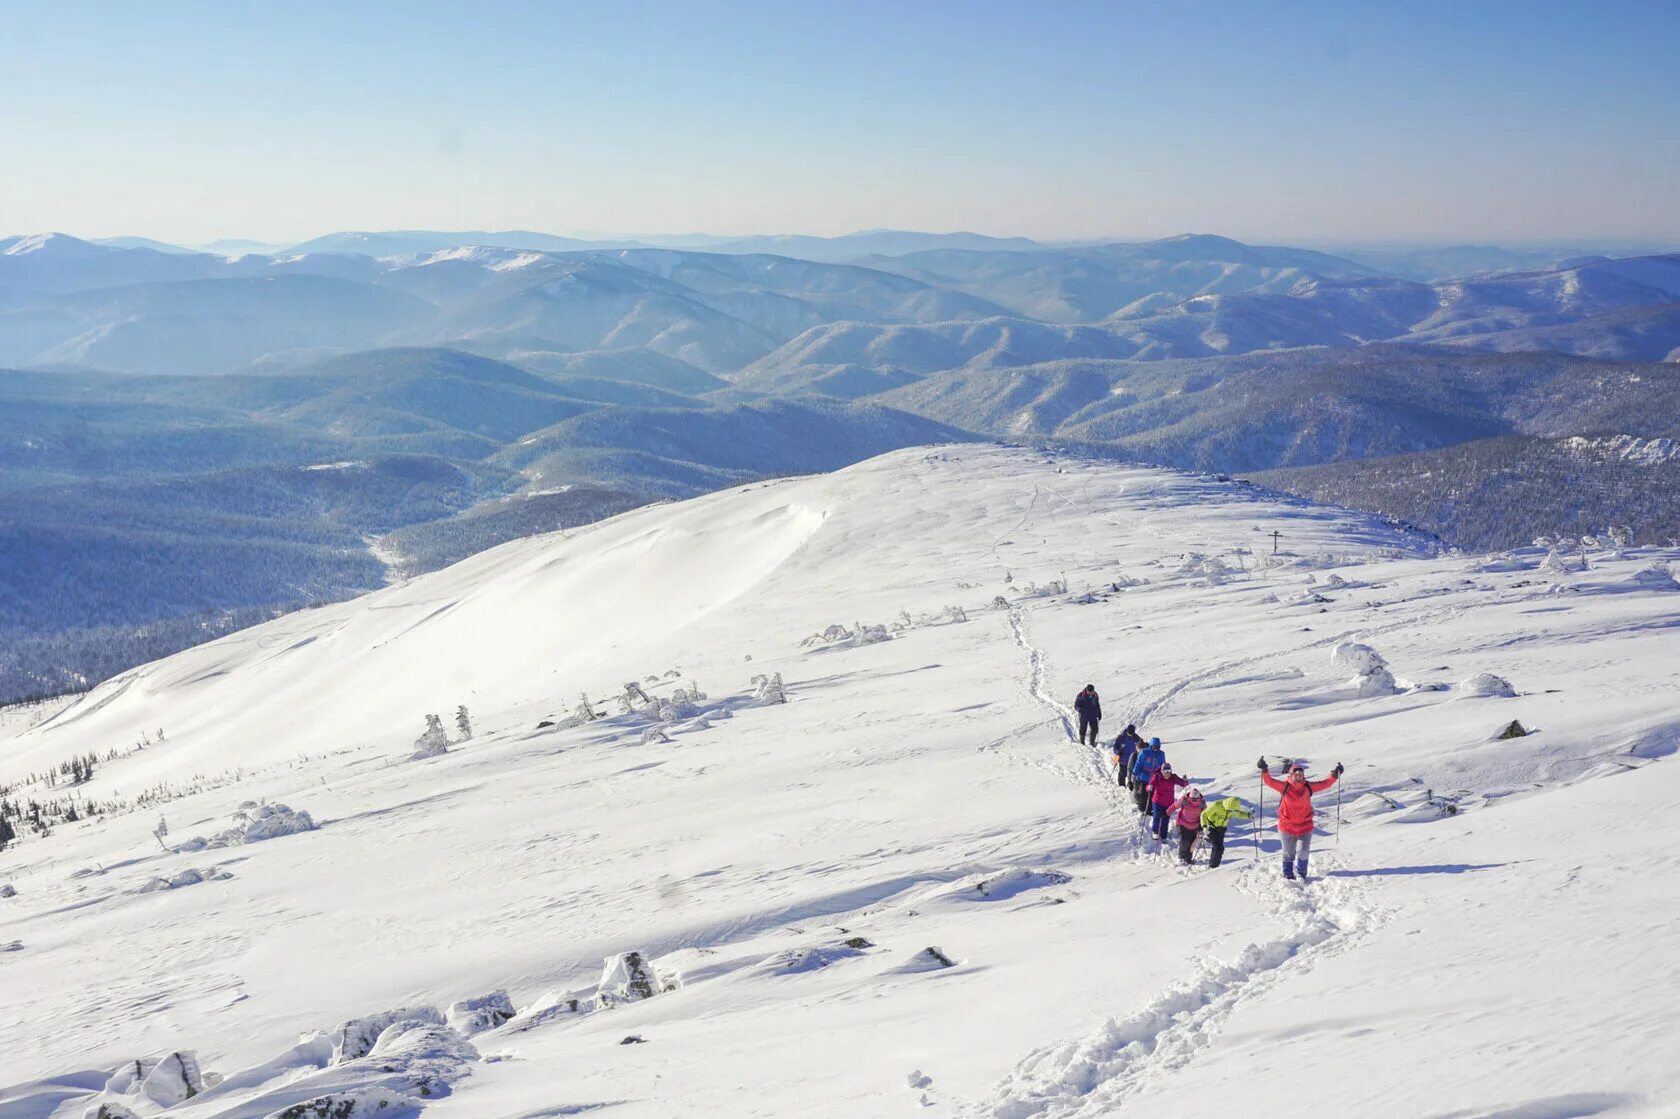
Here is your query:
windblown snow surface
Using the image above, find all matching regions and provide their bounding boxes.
[3,446,1678,1118]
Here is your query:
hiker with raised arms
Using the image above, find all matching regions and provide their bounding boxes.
[1258,757,1343,881]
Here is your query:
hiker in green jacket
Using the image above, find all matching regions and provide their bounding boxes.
[1199,796,1252,869]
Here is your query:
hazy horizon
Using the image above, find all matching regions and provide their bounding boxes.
[5,0,1680,245]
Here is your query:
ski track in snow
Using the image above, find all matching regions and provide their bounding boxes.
[975,859,1384,1118]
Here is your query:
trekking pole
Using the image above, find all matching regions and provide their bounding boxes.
[1255,774,1264,863]
[1333,780,1341,845]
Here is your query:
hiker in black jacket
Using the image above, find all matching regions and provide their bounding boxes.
[1073,684,1102,746]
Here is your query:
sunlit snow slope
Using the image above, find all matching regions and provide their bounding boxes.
[3,445,1678,1119]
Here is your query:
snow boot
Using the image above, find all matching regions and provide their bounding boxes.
[1296,860,1309,881]
[1281,858,1296,881]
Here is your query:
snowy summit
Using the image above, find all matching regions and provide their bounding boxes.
[2,445,1678,1118]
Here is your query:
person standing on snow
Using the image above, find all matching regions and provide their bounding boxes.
[1171,786,1206,865]
[1146,762,1189,844]
[1074,685,1102,746]
[1199,796,1252,869]
[1111,724,1143,788]
[1258,758,1343,880]
[1131,738,1166,815]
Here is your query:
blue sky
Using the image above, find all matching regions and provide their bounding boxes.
[4,0,1678,245]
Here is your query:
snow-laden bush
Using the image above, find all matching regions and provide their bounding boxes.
[1540,549,1574,574]
[103,1052,210,1107]
[1332,642,1395,697]
[595,950,680,1007]
[1355,667,1399,697]
[801,622,892,648]
[991,595,1010,610]
[176,803,317,852]
[85,1102,141,1119]
[1323,573,1347,588]
[1330,643,1387,675]
[1632,563,1679,590]
[135,865,232,894]
[640,726,671,745]
[617,681,655,715]
[446,991,515,1035]
[751,672,787,706]
[331,1005,445,1063]
[1461,672,1517,698]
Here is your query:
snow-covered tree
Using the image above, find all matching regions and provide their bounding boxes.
[455,705,473,741]
[751,672,787,706]
[413,714,449,758]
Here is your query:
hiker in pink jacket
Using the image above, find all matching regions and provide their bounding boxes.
[1147,762,1188,844]
[1171,787,1207,865]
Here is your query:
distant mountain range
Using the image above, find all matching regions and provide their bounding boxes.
[4,225,1679,703]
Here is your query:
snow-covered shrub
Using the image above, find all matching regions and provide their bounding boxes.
[595,950,680,1007]
[1540,549,1573,574]
[1332,642,1395,697]
[412,715,448,758]
[331,1005,445,1063]
[454,705,473,741]
[103,1052,209,1107]
[617,681,655,715]
[135,866,232,894]
[1632,563,1679,589]
[890,946,958,973]
[1355,667,1399,697]
[1461,672,1517,698]
[991,595,1010,610]
[176,803,317,852]
[1331,643,1387,675]
[446,991,515,1035]
[266,1089,411,1119]
[941,605,968,624]
[85,1102,141,1119]
[1177,552,1207,574]
[751,672,787,706]
[640,726,671,745]
[1323,573,1347,588]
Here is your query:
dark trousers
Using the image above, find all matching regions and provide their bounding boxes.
[1151,802,1171,841]
[1078,714,1099,745]
[1178,825,1200,864]
[1134,782,1152,814]
[1206,825,1228,868]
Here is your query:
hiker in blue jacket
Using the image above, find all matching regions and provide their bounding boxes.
[1130,738,1166,815]
[1111,724,1144,788]
[1074,684,1102,746]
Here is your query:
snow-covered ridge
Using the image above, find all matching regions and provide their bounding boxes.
[3,446,1678,1117]
[1563,433,1680,465]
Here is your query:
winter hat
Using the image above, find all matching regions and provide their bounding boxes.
[1288,762,1307,775]
[1159,762,1172,773]
[1185,787,1203,799]
[1149,737,1161,747]
[1084,683,1095,691]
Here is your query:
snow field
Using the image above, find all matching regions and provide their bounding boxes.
[3,445,1679,1117]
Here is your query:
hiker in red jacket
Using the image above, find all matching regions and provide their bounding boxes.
[1258,758,1343,881]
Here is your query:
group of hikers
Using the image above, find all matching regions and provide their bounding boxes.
[1074,684,1343,880]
